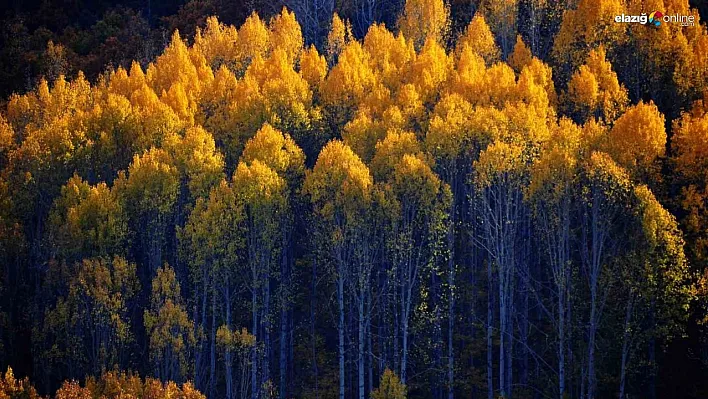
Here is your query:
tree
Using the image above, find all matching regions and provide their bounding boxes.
[371,369,407,399]
[115,148,180,277]
[383,153,450,384]
[180,179,244,396]
[473,140,528,399]
[144,264,196,383]
[398,0,450,50]
[232,159,286,398]
[606,101,666,182]
[455,14,500,67]
[578,152,633,399]
[303,140,373,399]
[0,368,40,399]
[527,118,582,399]
[565,46,628,125]
[482,0,519,57]
[48,175,128,263]
[551,0,626,83]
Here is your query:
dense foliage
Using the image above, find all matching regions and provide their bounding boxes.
[1,0,708,398]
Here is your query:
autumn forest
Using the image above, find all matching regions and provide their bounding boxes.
[0,0,707,398]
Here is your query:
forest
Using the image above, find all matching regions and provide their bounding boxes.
[1,0,708,398]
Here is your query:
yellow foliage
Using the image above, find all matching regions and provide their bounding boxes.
[241,123,305,176]
[474,140,526,189]
[364,24,416,91]
[300,45,328,89]
[303,140,372,222]
[405,38,452,104]
[606,101,665,179]
[551,0,626,79]
[455,15,500,66]
[322,40,377,108]
[508,35,533,72]
[235,12,270,72]
[372,130,422,181]
[398,0,450,49]
[193,16,240,70]
[327,13,352,64]
[269,7,304,65]
[566,46,628,124]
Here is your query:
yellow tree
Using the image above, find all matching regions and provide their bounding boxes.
[405,37,452,106]
[192,16,240,71]
[551,0,626,82]
[482,0,519,57]
[303,140,373,399]
[473,140,528,399]
[398,0,450,50]
[363,23,415,93]
[327,13,352,67]
[240,123,304,397]
[232,159,286,398]
[48,175,128,263]
[180,179,244,396]
[115,148,180,276]
[527,118,583,398]
[269,8,304,66]
[383,153,450,384]
[455,14,501,67]
[144,264,195,383]
[565,46,628,125]
[606,101,666,183]
[371,369,407,399]
[508,35,533,73]
[234,12,270,75]
[671,94,708,268]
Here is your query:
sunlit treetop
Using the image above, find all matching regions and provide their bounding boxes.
[398,0,450,50]
[48,174,127,261]
[241,123,305,178]
[672,93,708,183]
[300,45,328,89]
[473,140,527,189]
[232,159,286,208]
[193,16,240,70]
[566,46,628,124]
[364,23,416,92]
[390,153,443,211]
[234,12,270,73]
[552,0,626,80]
[269,7,304,65]
[147,30,212,112]
[508,35,533,73]
[321,40,377,108]
[163,126,225,200]
[527,118,582,200]
[405,37,452,105]
[327,13,353,65]
[372,130,423,182]
[455,14,500,67]
[303,140,372,222]
[606,100,666,181]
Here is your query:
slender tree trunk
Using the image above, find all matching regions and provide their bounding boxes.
[211,294,216,399]
[338,271,346,399]
[487,260,494,399]
[619,294,634,399]
[226,286,234,399]
[252,280,259,399]
[358,291,365,399]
